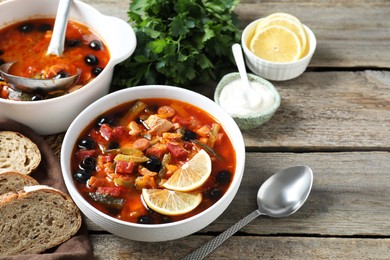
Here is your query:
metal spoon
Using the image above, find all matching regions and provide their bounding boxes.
[0,0,80,93]
[231,43,261,108]
[182,165,313,260]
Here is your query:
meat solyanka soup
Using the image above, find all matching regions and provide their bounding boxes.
[72,98,236,224]
[0,18,109,101]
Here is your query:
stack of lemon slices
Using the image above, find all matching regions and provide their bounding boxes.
[248,13,309,63]
[142,149,212,216]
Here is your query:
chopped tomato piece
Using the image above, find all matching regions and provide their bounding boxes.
[146,144,167,160]
[100,124,128,141]
[100,154,115,163]
[76,149,95,160]
[100,124,114,140]
[115,160,137,175]
[96,186,122,197]
[112,126,128,139]
[166,142,188,159]
[172,115,191,128]
[183,141,193,150]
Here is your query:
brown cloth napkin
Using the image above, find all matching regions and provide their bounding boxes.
[0,118,93,260]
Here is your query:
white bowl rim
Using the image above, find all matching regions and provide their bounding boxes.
[61,85,246,230]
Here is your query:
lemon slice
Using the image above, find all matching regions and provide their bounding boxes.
[162,149,211,192]
[265,12,302,25]
[255,17,307,57]
[142,188,202,216]
[250,25,302,63]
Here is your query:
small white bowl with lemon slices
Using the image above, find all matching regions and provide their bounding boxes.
[242,13,316,81]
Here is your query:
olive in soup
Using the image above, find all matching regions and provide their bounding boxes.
[71,98,236,224]
[0,18,110,101]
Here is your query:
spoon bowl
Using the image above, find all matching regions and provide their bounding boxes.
[0,62,80,93]
[257,165,313,217]
[183,165,313,259]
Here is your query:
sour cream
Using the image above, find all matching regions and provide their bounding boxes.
[218,79,276,116]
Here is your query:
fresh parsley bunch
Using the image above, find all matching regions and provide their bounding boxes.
[113,0,241,89]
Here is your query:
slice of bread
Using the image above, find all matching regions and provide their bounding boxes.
[0,131,42,175]
[0,171,39,195]
[0,185,82,255]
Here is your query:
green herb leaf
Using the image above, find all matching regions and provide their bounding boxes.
[113,0,241,89]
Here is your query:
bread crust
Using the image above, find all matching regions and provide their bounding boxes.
[0,185,82,255]
[0,131,42,175]
[0,171,39,195]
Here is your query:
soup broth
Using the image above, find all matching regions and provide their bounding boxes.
[0,18,110,101]
[71,98,236,224]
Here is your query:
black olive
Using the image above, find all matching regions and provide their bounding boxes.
[18,23,34,33]
[0,50,3,55]
[92,67,103,76]
[107,207,121,216]
[216,170,232,185]
[66,39,82,48]
[89,40,102,51]
[73,169,91,184]
[144,156,162,172]
[80,157,96,171]
[54,70,70,79]
[0,59,5,66]
[107,141,120,150]
[160,216,172,223]
[138,215,153,224]
[205,188,222,200]
[31,95,44,101]
[38,24,52,32]
[77,137,96,150]
[84,54,99,66]
[182,129,197,141]
[96,116,115,127]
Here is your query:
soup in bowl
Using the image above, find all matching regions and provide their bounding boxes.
[61,85,246,241]
[0,0,136,135]
[0,18,110,100]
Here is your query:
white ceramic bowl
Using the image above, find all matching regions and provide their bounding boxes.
[0,0,136,135]
[242,18,316,81]
[214,72,281,130]
[61,85,246,242]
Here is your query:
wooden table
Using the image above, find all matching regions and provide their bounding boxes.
[45,0,390,259]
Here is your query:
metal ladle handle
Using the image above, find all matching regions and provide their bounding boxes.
[47,0,72,56]
[182,210,261,260]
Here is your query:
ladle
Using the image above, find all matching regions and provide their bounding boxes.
[182,165,313,260]
[0,0,80,93]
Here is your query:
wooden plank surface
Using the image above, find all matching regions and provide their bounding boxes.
[243,71,390,150]
[91,235,390,260]
[2,0,385,258]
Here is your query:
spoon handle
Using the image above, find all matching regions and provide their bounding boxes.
[47,0,72,56]
[232,44,251,89]
[182,210,261,260]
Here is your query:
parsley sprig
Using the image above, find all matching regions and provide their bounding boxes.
[113,0,241,89]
